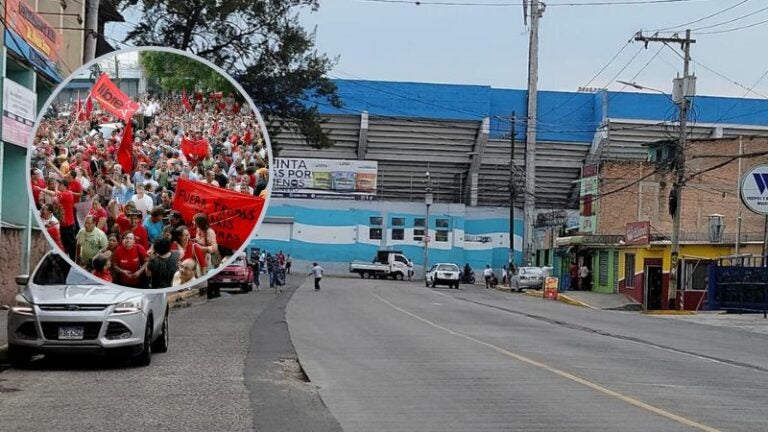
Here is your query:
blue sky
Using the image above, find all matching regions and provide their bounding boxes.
[107,0,768,98]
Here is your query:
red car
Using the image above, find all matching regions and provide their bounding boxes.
[207,253,254,297]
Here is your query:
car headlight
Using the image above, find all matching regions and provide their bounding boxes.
[11,295,35,315]
[113,296,144,314]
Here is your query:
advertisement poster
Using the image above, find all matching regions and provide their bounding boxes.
[2,78,36,147]
[273,158,378,200]
[579,164,598,233]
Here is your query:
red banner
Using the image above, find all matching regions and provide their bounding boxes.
[171,178,266,251]
[92,73,140,121]
[180,136,209,161]
[117,121,134,174]
[85,95,93,119]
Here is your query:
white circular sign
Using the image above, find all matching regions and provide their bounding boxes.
[740,164,768,215]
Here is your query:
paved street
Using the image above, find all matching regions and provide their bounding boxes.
[288,277,768,432]
[2,276,767,431]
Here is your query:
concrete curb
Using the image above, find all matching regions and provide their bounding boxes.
[642,310,697,315]
[522,290,591,308]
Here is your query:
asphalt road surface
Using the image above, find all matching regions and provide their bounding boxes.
[288,277,768,432]
[0,278,340,432]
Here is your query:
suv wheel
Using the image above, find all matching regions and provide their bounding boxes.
[132,318,153,367]
[395,273,404,281]
[151,312,169,354]
[8,344,32,369]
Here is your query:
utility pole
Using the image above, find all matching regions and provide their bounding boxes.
[84,0,100,63]
[424,171,433,280]
[510,112,517,270]
[523,0,545,266]
[634,30,695,310]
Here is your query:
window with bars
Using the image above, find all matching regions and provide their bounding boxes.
[598,251,609,286]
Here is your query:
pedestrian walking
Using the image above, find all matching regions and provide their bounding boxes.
[569,261,579,291]
[579,263,590,292]
[252,255,261,291]
[311,262,324,291]
[286,254,293,274]
[483,265,494,289]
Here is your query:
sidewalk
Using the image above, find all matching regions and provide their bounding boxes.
[521,289,641,311]
[0,288,204,352]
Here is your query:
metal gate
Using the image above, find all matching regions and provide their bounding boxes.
[707,256,768,314]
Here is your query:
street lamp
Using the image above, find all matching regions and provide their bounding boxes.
[424,172,433,279]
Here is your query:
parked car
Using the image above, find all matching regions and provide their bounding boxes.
[207,252,254,297]
[6,252,169,368]
[510,267,545,292]
[426,263,461,289]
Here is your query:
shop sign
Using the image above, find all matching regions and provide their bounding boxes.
[740,165,768,215]
[625,221,650,246]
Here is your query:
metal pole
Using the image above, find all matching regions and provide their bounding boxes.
[83,0,100,63]
[523,0,543,267]
[762,214,768,264]
[736,136,743,256]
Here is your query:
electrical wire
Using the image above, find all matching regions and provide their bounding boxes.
[357,0,714,7]
[652,0,751,32]
[698,15,768,34]
[689,3,768,31]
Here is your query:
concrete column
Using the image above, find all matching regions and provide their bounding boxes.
[467,117,489,206]
[357,111,369,160]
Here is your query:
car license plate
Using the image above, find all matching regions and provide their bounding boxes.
[58,326,84,340]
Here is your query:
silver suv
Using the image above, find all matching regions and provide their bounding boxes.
[7,252,169,367]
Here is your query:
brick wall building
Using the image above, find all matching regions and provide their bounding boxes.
[597,136,768,239]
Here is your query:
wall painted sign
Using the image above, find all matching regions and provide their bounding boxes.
[625,221,651,246]
[740,164,768,215]
[273,158,378,200]
[5,0,60,61]
[2,78,36,147]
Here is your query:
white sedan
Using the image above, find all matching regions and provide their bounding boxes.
[510,267,545,292]
[426,263,461,289]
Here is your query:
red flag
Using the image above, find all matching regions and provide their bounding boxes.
[182,88,192,112]
[180,136,209,161]
[85,95,93,119]
[171,178,266,250]
[117,121,134,174]
[92,73,140,121]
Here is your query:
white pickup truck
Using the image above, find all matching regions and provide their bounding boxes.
[350,250,414,280]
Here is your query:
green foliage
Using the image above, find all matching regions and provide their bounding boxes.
[139,51,235,94]
[115,0,342,151]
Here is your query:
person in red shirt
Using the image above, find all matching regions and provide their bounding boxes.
[111,232,147,288]
[67,171,83,201]
[88,198,109,232]
[118,210,149,251]
[30,169,47,207]
[39,204,65,251]
[37,180,77,259]
[170,225,207,276]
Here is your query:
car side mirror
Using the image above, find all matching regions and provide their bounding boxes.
[15,274,29,288]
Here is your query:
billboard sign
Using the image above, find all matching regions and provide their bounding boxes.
[740,165,768,215]
[579,164,598,233]
[273,158,378,200]
[2,78,36,147]
[5,0,59,61]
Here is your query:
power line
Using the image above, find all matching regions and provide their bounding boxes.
[698,15,768,34]
[689,3,768,31]
[653,0,751,31]
[357,0,713,7]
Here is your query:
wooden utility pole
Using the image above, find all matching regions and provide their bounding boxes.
[634,30,695,310]
[523,0,545,266]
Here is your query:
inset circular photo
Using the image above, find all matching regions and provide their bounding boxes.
[28,47,272,292]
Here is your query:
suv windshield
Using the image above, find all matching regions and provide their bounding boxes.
[33,254,100,286]
[437,265,458,272]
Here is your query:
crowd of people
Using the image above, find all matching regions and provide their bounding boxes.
[32,89,270,289]
[249,249,293,293]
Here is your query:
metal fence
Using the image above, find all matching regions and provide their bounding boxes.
[707,257,768,316]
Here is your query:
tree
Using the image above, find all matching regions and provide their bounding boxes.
[139,51,237,94]
[116,0,341,151]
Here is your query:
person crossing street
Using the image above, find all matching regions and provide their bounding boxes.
[311,262,324,291]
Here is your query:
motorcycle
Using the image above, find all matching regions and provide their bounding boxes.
[460,271,476,284]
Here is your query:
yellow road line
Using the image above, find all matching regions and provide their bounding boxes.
[370,291,721,432]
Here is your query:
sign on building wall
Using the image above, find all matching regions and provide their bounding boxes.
[273,158,378,200]
[2,78,36,147]
[5,0,60,61]
[740,165,768,215]
[579,164,598,233]
[625,221,651,246]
